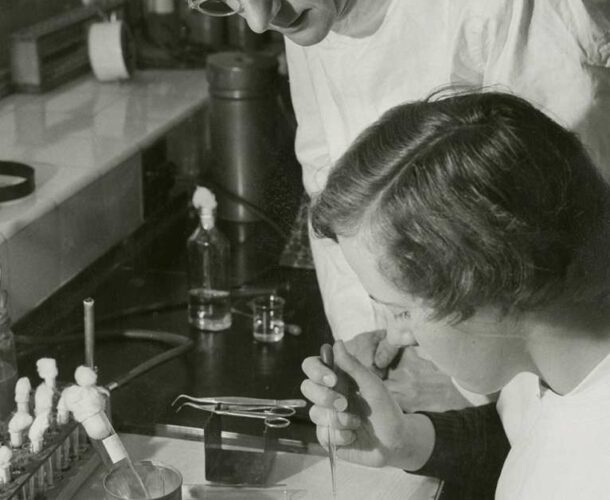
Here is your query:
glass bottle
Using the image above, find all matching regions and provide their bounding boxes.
[187,187,232,331]
[0,287,17,422]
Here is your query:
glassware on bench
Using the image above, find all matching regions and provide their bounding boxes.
[250,294,285,343]
[103,460,182,500]
[187,187,232,332]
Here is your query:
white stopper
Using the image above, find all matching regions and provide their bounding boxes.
[29,412,50,453]
[57,390,71,426]
[14,377,31,404]
[34,384,54,417]
[64,387,105,420]
[0,446,12,466]
[36,358,58,388]
[65,365,113,440]
[8,411,32,448]
[192,186,217,211]
[74,366,97,387]
[0,446,11,484]
[8,412,33,435]
[80,411,112,440]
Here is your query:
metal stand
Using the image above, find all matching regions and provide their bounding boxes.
[204,412,276,486]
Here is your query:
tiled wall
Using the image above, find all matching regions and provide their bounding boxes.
[0,0,81,69]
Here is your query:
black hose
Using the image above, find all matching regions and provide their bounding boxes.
[15,329,193,393]
[198,177,290,241]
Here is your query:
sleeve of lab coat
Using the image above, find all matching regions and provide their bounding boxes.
[468,0,610,183]
[285,40,379,340]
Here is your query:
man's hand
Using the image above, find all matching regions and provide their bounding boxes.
[345,330,402,379]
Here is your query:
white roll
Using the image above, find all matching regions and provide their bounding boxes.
[87,20,135,82]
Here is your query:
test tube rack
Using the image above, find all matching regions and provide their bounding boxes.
[0,419,99,500]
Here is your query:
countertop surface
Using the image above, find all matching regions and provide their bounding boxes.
[73,433,440,499]
[0,70,208,241]
[0,70,209,322]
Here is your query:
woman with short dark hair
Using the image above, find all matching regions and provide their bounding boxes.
[301,91,610,499]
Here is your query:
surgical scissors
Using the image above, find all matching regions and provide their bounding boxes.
[172,395,306,429]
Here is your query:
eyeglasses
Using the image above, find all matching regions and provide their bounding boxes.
[186,0,237,17]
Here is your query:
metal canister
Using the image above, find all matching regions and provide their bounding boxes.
[207,51,279,222]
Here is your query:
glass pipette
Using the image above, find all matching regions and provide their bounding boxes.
[320,344,337,500]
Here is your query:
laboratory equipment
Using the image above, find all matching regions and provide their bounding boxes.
[8,0,124,92]
[203,411,277,486]
[84,298,96,368]
[34,358,57,420]
[65,366,151,499]
[187,187,232,331]
[172,395,305,429]
[320,344,337,500]
[104,460,182,500]
[0,447,12,485]
[29,412,50,453]
[250,295,285,343]
[0,276,18,422]
[206,51,281,222]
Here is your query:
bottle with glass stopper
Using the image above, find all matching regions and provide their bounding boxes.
[187,186,232,331]
[64,366,151,499]
[0,270,18,422]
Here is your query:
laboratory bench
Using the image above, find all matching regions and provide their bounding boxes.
[6,189,445,499]
[2,70,444,499]
[12,186,327,444]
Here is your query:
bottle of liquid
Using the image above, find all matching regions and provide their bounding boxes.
[187,186,232,331]
[0,280,18,422]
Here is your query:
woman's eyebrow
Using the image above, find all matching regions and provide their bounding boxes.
[368,294,407,309]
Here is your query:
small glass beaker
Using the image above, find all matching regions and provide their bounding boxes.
[250,295,285,343]
[103,460,182,500]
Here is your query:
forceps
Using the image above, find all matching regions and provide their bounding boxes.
[172,395,306,428]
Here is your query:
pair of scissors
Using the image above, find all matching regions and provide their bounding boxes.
[172,395,306,428]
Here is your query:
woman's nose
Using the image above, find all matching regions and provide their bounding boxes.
[386,317,418,347]
[238,0,281,33]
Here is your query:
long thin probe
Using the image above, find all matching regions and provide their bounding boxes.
[320,344,337,500]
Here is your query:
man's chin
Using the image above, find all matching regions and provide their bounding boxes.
[279,12,334,47]
[284,28,329,46]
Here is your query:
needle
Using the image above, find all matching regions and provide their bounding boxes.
[320,344,337,500]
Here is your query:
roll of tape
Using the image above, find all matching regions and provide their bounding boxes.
[88,20,135,82]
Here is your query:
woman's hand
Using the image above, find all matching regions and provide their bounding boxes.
[345,329,402,379]
[301,341,434,469]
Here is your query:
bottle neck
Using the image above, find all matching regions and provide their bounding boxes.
[199,210,216,230]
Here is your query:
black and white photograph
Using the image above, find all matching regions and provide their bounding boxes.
[0,0,609,498]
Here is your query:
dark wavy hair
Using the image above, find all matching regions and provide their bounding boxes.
[311,91,610,321]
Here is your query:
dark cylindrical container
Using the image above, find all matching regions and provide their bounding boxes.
[180,5,226,50]
[207,52,279,222]
[227,16,266,51]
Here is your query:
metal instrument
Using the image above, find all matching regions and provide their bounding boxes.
[320,344,337,500]
[172,395,306,428]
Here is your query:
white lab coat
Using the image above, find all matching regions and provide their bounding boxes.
[496,356,610,499]
[285,0,610,341]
